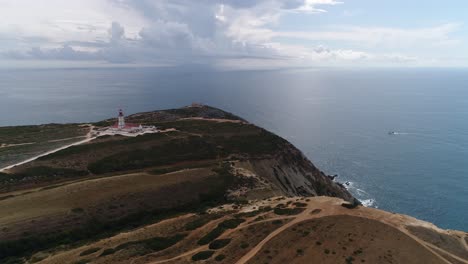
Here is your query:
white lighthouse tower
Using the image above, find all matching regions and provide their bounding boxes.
[118,109,126,129]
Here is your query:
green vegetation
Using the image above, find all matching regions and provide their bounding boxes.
[0,199,227,262]
[2,257,25,264]
[273,207,305,215]
[272,220,283,225]
[87,121,285,174]
[215,254,226,261]
[79,247,101,256]
[218,218,246,229]
[234,206,272,218]
[209,239,231,249]
[293,202,308,207]
[0,166,87,185]
[39,133,167,161]
[346,256,355,264]
[197,218,245,245]
[114,234,186,256]
[71,208,85,214]
[240,243,249,249]
[0,194,14,201]
[0,124,86,145]
[184,214,223,231]
[191,250,215,261]
[150,161,216,175]
[99,248,116,257]
[0,124,88,170]
[88,136,218,174]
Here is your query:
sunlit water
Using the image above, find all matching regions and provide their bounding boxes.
[1,67,467,230]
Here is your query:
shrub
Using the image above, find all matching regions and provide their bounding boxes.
[79,247,101,256]
[215,254,226,261]
[0,166,88,184]
[88,137,218,174]
[115,234,186,255]
[240,243,249,249]
[197,219,245,245]
[346,256,355,264]
[0,202,221,262]
[71,208,84,214]
[209,239,231,250]
[3,257,25,264]
[272,220,283,225]
[99,248,116,257]
[184,214,222,231]
[191,250,215,261]
[293,202,308,208]
[218,218,245,229]
[197,227,225,245]
[273,207,304,215]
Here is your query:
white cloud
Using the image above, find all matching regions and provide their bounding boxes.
[272,23,461,49]
[292,0,343,13]
[0,0,464,68]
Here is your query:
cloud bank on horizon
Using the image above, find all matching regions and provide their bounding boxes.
[0,0,466,69]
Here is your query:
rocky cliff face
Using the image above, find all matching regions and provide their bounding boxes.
[125,105,356,203]
[229,141,355,203]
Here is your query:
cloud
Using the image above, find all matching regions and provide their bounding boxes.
[0,0,464,68]
[272,23,461,49]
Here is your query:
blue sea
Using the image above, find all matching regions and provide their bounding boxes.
[1,67,467,230]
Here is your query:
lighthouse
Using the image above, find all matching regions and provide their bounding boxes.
[118,109,125,129]
[104,109,158,135]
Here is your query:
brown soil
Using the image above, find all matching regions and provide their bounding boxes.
[247,215,445,264]
[30,197,466,264]
[407,225,468,260]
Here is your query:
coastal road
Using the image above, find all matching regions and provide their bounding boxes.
[0,125,96,172]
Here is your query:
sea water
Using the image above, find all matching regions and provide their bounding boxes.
[0,67,467,230]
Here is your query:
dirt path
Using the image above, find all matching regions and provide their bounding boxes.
[47,136,86,143]
[234,198,466,264]
[144,214,296,264]
[146,245,208,264]
[234,207,316,264]
[0,142,35,149]
[0,125,96,172]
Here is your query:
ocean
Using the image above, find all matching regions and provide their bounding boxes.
[0,67,467,230]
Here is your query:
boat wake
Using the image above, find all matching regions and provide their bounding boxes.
[388,131,411,135]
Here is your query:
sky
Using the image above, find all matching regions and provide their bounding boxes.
[0,0,467,69]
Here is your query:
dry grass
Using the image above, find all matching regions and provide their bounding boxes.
[0,168,222,241]
[246,215,445,264]
[17,196,465,264]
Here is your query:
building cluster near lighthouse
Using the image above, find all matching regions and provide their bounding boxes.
[94,109,158,137]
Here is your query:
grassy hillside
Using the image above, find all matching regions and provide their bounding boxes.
[0,124,89,169]
[8,196,465,264]
[0,106,359,263]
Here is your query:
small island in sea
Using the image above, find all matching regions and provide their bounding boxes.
[0,105,466,264]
